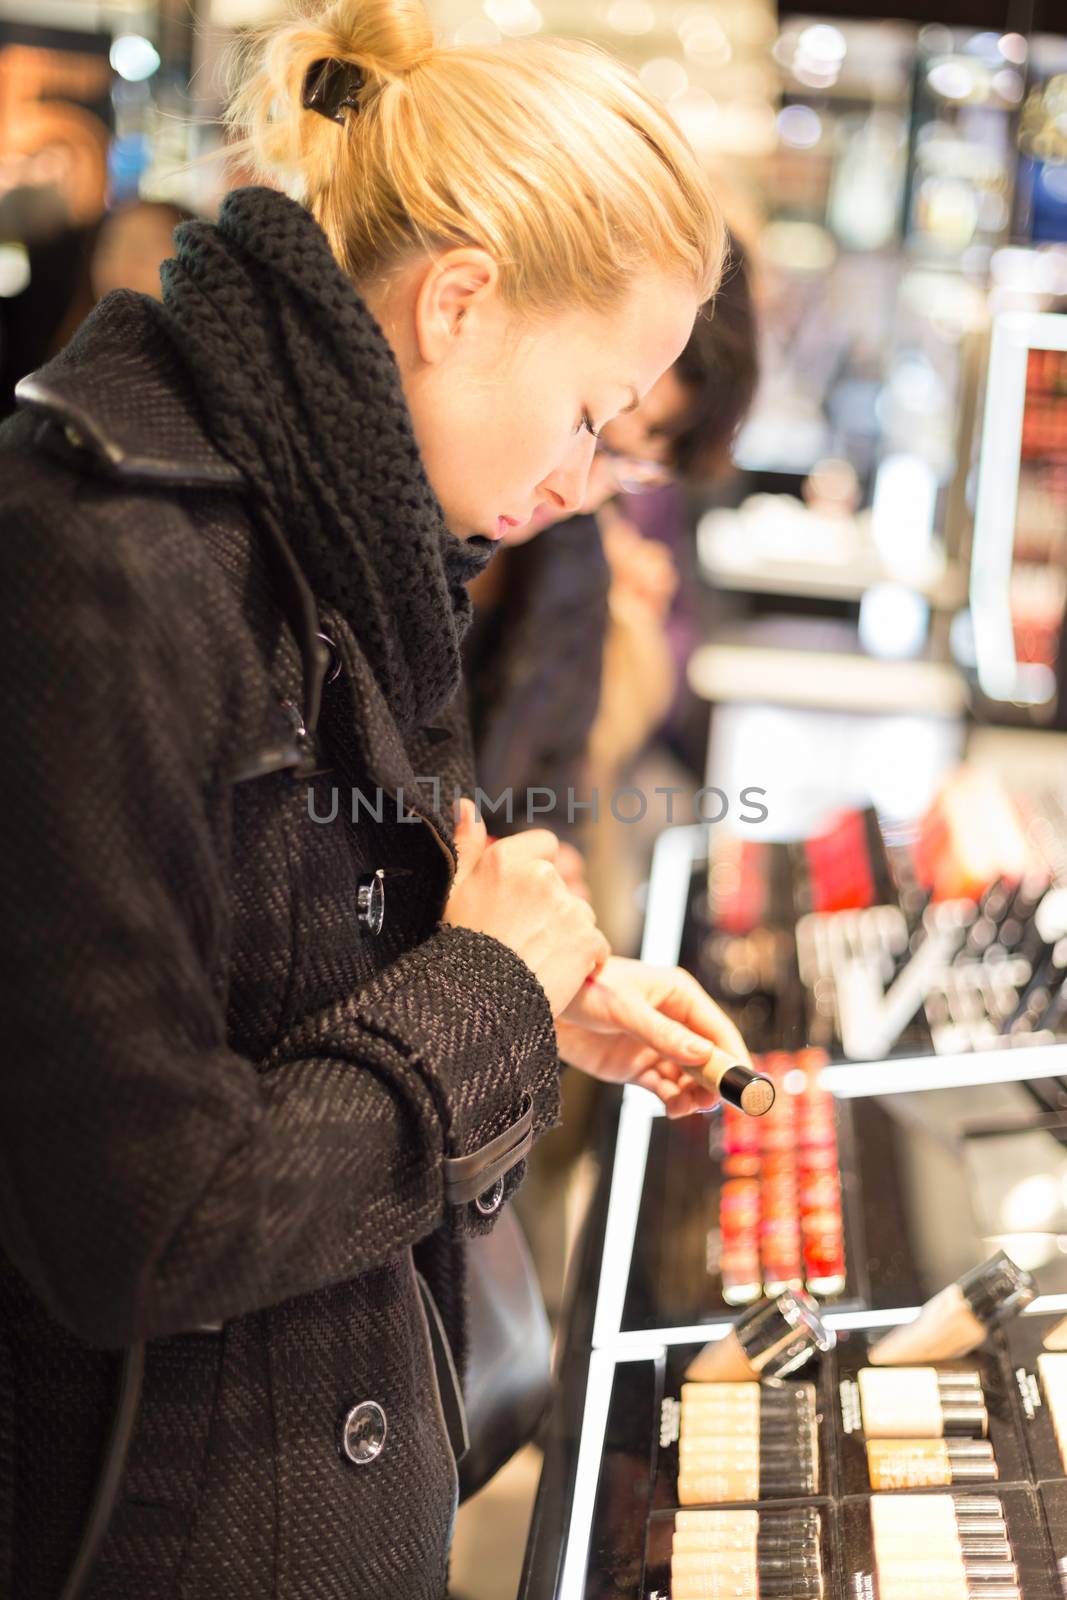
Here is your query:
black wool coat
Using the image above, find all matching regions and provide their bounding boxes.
[0,298,560,1599]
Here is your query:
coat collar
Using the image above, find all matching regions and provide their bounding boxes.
[14,289,462,836]
[14,290,243,490]
[17,290,331,736]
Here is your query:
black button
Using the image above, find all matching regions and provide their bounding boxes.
[356,871,386,935]
[339,1400,387,1465]
[316,631,343,684]
[475,1178,505,1217]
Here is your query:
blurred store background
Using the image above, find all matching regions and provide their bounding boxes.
[4,0,1067,740]
[4,0,1067,1594]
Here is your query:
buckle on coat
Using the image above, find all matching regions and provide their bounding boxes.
[442,1094,534,1207]
[224,700,323,784]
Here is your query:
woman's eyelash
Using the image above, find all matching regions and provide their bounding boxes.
[577,411,600,438]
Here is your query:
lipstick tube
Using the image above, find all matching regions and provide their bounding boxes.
[690,1045,776,1116]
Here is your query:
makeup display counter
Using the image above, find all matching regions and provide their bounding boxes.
[520,808,1067,1600]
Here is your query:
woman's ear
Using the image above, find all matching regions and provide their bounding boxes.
[413,247,499,365]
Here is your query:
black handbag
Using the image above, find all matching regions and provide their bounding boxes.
[457,1204,553,1501]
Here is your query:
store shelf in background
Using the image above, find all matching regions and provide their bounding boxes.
[778,0,1034,23]
[690,780,1067,1062]
[697,501,966,610]
[967,727,1067,791]
[688,642,967,716]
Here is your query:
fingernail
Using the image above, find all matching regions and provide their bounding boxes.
[681,1034,710,1058]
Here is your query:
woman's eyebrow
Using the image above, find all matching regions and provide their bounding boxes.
[619,385,640,413]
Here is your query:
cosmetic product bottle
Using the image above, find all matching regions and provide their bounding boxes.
[671,1508,823,1600]
[685,1288,835,1382]
[866,1437,998,1489]
[867,1251,1036,1365]
[1043,1313,1067,1350]
[1037,1351,1067,1467]
[857,1367,988,1438]
[678,1381,818,1504]
[871,1492,971,1600]
[691,1044,776,1116]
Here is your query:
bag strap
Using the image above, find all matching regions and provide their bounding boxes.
[58,1342,145,1600]
[414,1272,470,1467]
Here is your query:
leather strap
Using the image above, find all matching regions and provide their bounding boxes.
[442,1095,533,1206]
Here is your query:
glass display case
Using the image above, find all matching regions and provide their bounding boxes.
[522,817,1067,1600]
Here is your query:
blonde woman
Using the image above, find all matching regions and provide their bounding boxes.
[0,2,751,1594]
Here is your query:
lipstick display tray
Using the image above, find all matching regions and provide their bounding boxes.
[651,1333,1030,1514]
[831,1327,1030,1496]
[652,1345,838,1512]
[564,1334,1067,1599]
[643,1501,836,1600]
[641,1492,1060,1600]
[642,1491,1060,1600]
[622,1091,867,1335]
[1038,1479,1067,1588]
[1004,1314,1067,1490]
[837,1488,1058,1600]
[626,1333,1067,1597]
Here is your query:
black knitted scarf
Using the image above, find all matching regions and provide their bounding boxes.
[152,185,493,731]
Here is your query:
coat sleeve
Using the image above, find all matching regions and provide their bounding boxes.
[0,485,560,1350]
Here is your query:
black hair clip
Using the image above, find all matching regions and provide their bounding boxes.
[302,57,365,124]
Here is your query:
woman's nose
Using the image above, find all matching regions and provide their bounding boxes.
[537,435,596,517]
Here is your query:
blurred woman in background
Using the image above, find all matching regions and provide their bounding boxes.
[466,236,759,934]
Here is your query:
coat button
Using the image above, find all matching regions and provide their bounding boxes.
[356,870,386,935]
[316,631,343,684]
[340,1400,388,1465]
[475,1178,505,1217]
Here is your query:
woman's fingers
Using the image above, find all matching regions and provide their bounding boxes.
[490,828,561,865]
[654,968,754,1067]
[632,1061,719,1116]
[581,972,719,1062]
[451,797,488,888]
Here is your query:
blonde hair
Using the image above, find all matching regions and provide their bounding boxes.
[223,0,725,315]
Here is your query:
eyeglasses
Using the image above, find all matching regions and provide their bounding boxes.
[594,437,675,496]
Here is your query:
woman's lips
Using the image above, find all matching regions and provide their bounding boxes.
[494,515,519,539]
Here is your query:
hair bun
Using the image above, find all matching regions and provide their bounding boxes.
[322,0,433,82]
[226,0,724,311]
[224,0,434,203]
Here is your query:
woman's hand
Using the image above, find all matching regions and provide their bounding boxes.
[600,512,678,624]
[444,800,610,1016]
[554,840,591,901]
[556,956,753,1119]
